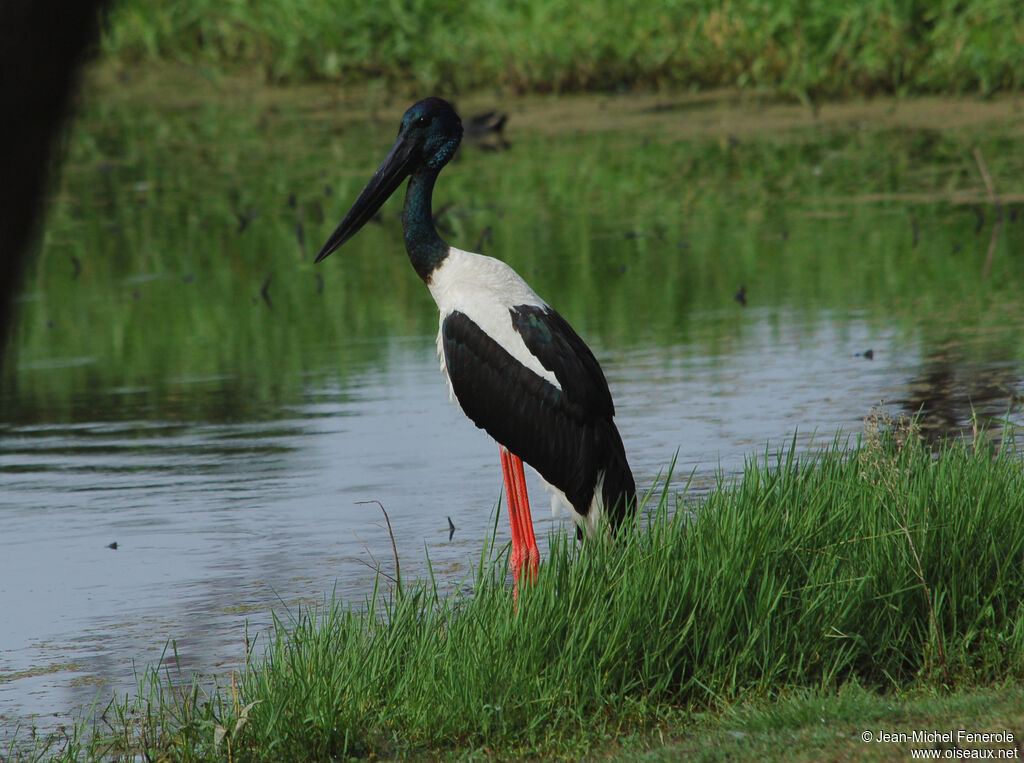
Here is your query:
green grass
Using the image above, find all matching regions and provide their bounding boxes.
[22,422,1024,760]
[634,682,1024,761]
[98,0,1024,99]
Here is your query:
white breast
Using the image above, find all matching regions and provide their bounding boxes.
[426,247,608,536]
[426,247,560,396]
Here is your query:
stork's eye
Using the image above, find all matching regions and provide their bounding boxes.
[413,115,430,128]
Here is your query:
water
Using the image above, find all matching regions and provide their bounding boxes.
[3,80,1024,743]
[4,308,1016,740]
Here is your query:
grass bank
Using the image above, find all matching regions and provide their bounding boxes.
[99,0,1024,98]
[22,419,1024,760]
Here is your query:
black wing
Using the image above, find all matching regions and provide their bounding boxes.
[509,304,614,420]
[441,306,634,524]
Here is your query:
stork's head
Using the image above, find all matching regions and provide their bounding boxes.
[315,98,463,263]
[398,97,463,170]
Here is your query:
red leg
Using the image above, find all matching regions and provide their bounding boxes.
[509,452,539,582]
[499,446,525,586]
[500,446,539,600]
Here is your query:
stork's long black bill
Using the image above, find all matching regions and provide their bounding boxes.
[314,136,417,263]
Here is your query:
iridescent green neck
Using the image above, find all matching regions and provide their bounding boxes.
[402,168,448,283]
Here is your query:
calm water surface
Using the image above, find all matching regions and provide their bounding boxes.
[4,309,1017,739]
[3,83,1024,742]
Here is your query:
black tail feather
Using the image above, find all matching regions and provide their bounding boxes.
[599,419,636,531]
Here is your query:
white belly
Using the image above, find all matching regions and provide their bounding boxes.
[540,473,606,538]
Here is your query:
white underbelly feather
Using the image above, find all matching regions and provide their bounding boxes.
[435,322,456,402]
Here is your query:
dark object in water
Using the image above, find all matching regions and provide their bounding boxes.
[464,110,510,152]
[235,207,258,233]
[734,285,747,306]
[447,516,456,541]
[475,226,493,253]
[107,541,118,550]
[260,274,272,309]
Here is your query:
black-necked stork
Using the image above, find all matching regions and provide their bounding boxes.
[315,97,636,592]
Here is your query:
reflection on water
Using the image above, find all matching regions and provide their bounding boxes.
[897,351,1024,444]
[3,311,1021,741]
